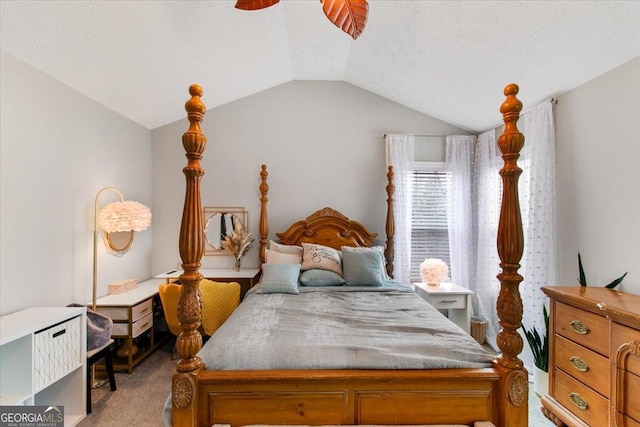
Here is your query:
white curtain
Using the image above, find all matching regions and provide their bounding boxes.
[385,134,415,284]
[519,100,558,369]
[471,101,558,363]
[445,136,476,289]
[473,130,502,351]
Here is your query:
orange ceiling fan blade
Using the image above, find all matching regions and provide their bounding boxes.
[320,0,368,40]
[235,0,279,11]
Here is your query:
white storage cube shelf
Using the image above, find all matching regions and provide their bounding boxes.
[0,307,87,426]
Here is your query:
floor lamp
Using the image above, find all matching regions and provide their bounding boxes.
[92,186,152,311]
[92,187,151,382]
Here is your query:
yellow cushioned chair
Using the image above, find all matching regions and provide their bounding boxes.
[158,283,183,338]
[199,279,241,336]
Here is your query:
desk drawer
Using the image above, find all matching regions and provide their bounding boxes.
[111,313,153,338]
[554,369,608,427]
[33,315,82,391]
[95,298,152,323]
[555,302,609,356]
[132,313,153,338]
[132,298,152,322]
[96,306,129,321]
[555,334,609,397]
[428,294,466,310]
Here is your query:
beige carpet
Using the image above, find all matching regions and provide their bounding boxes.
[82,340,555,427]
[79,340,175,427]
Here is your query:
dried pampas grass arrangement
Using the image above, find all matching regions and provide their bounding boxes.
[221,215,255,270]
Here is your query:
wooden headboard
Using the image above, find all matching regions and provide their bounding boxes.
[276,207,378,249]
[257,164,396,277]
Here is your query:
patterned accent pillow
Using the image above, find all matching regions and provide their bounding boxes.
[299,269,346,287]
[341,246,385,286]
[256,263,301,294]
[265,249,302,264]
[301,243,343,276]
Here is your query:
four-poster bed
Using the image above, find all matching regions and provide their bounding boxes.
[170,84,528,427]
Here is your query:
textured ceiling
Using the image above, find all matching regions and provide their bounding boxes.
[1,1,639,132]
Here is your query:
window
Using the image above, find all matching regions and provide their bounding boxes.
[411,162,451,282]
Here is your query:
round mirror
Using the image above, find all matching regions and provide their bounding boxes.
[102,230,134,256]
[203,208,247,255]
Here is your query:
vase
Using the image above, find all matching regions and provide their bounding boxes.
[533,365,549,397]
[234,257,242,271]
[426,282,440,287]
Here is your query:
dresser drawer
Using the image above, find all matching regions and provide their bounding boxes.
[621,370,640,421]
[132,313,153,338]
[612,322,640,376]
[620,414,640,427]
[555,334,610,397]
[554,368,608,427]
[33,315,83,392]
[132,298,152,322]
[555,301,609,356]
[427,294,466,309]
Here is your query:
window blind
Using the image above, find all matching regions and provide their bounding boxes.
[411,167,451,282]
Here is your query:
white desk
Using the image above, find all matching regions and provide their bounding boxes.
[156,268,261,299]
[90,278,168,373]
[413,282,474,334]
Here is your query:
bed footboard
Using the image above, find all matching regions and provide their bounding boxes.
[195,368,501,427]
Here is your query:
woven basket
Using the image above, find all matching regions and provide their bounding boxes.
[471,316,487,345]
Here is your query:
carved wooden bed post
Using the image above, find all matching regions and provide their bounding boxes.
[259,164,269,265]
[495,83,528,426]
[385,165,395,278]
[172,84,207,426]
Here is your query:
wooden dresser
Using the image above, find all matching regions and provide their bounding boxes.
[541,286,640,427]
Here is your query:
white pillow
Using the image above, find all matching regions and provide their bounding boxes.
[265,249,302,264]
[269,240,303,256]
[301,243,343,276]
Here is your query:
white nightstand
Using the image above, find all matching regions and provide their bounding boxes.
[413,282,474,334]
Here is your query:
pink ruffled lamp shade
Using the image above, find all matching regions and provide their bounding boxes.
[98,201,152,233]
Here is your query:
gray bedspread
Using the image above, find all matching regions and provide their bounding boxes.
[198,283,494,370]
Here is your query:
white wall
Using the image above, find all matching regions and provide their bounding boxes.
[555,56,640,295]
[0,51,153,315]
[151,81,469,274]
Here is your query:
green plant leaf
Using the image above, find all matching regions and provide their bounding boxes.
[578,252,587,286]
[605,272,628,289]
[542,305,549,371]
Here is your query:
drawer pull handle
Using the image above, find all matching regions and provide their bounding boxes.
[52,329,66,338]
[570,320,589,335]
[569,356,588,372]
[439,300,458,304]
[139,307,150,314]
[569,392,588,410]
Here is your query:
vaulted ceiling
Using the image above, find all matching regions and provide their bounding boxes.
[1,1,639,132]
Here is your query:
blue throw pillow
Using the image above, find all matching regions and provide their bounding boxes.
[256,263,301,294]
[341,246,385,286]
[299,269,346,286]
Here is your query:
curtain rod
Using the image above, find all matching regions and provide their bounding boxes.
[381,133,447,138]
